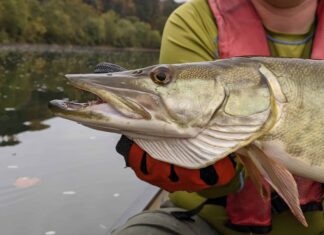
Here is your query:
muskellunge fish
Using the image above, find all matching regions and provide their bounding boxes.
[49,57,324,226]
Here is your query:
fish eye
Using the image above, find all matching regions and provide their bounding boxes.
[156,72,166,81]
[150,66,172,85]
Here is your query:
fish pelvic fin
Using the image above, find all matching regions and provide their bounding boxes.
[236,153,270,200]
[243,144,308,227]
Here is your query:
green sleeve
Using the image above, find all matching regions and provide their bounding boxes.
[159,0,218,64]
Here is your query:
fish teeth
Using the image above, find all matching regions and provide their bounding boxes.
[86,99,104,106]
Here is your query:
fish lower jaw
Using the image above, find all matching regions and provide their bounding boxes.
[81,116,201,139]
[49,98,147,120]
[50,101,200,138]
[97,92,152,120]
[84,102,146,120]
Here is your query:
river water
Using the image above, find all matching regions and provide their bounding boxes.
[0,48,159,235]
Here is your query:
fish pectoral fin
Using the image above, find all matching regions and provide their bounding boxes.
[244,144,307,227]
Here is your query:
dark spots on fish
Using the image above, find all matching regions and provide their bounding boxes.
[200,165,219,186]
[140,152,149,175]
[169,164,179,182]
[287,144,304,157]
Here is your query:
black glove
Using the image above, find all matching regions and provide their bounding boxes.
[94,62,126,73]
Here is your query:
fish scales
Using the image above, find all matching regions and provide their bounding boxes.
[256,58,324,169]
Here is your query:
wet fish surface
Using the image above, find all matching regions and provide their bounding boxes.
[49,57,324,226]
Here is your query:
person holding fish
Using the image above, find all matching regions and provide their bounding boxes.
[48,0,324,234]
[110,0,324,234]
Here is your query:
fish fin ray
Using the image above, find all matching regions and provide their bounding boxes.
[237,153,269,200]
[246,144,308,227]
[134,119,266,169]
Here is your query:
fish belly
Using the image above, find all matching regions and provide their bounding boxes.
[259,139,324,183]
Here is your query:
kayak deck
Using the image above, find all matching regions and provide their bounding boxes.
[109,185,168,233]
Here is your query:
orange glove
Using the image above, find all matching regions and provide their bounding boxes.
[116,136,236,192]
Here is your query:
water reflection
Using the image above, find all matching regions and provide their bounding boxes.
[0,49,157,235]
[0,50,158,146]
[0,117,149,235]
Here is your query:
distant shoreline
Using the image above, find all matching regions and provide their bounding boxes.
[0,44,160,54]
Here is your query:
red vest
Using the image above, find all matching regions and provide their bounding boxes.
[208,0,324,230]
[208,0,324,59]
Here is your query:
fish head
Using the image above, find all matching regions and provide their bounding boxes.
[49,63,226,138]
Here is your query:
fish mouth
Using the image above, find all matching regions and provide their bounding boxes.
[49,71,207,138]
[49,73,152,124]
[49,71,202,138]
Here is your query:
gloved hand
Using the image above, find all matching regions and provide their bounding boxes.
[95,62,237,192]
[116,135,236,192]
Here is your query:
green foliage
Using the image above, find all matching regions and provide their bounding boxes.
[101,11,119,45]
[0,0,29,41]
[0,0,180,48]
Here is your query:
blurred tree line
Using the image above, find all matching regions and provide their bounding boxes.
[0,0,180,48]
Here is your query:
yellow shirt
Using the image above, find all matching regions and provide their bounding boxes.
[160,0,314,63]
